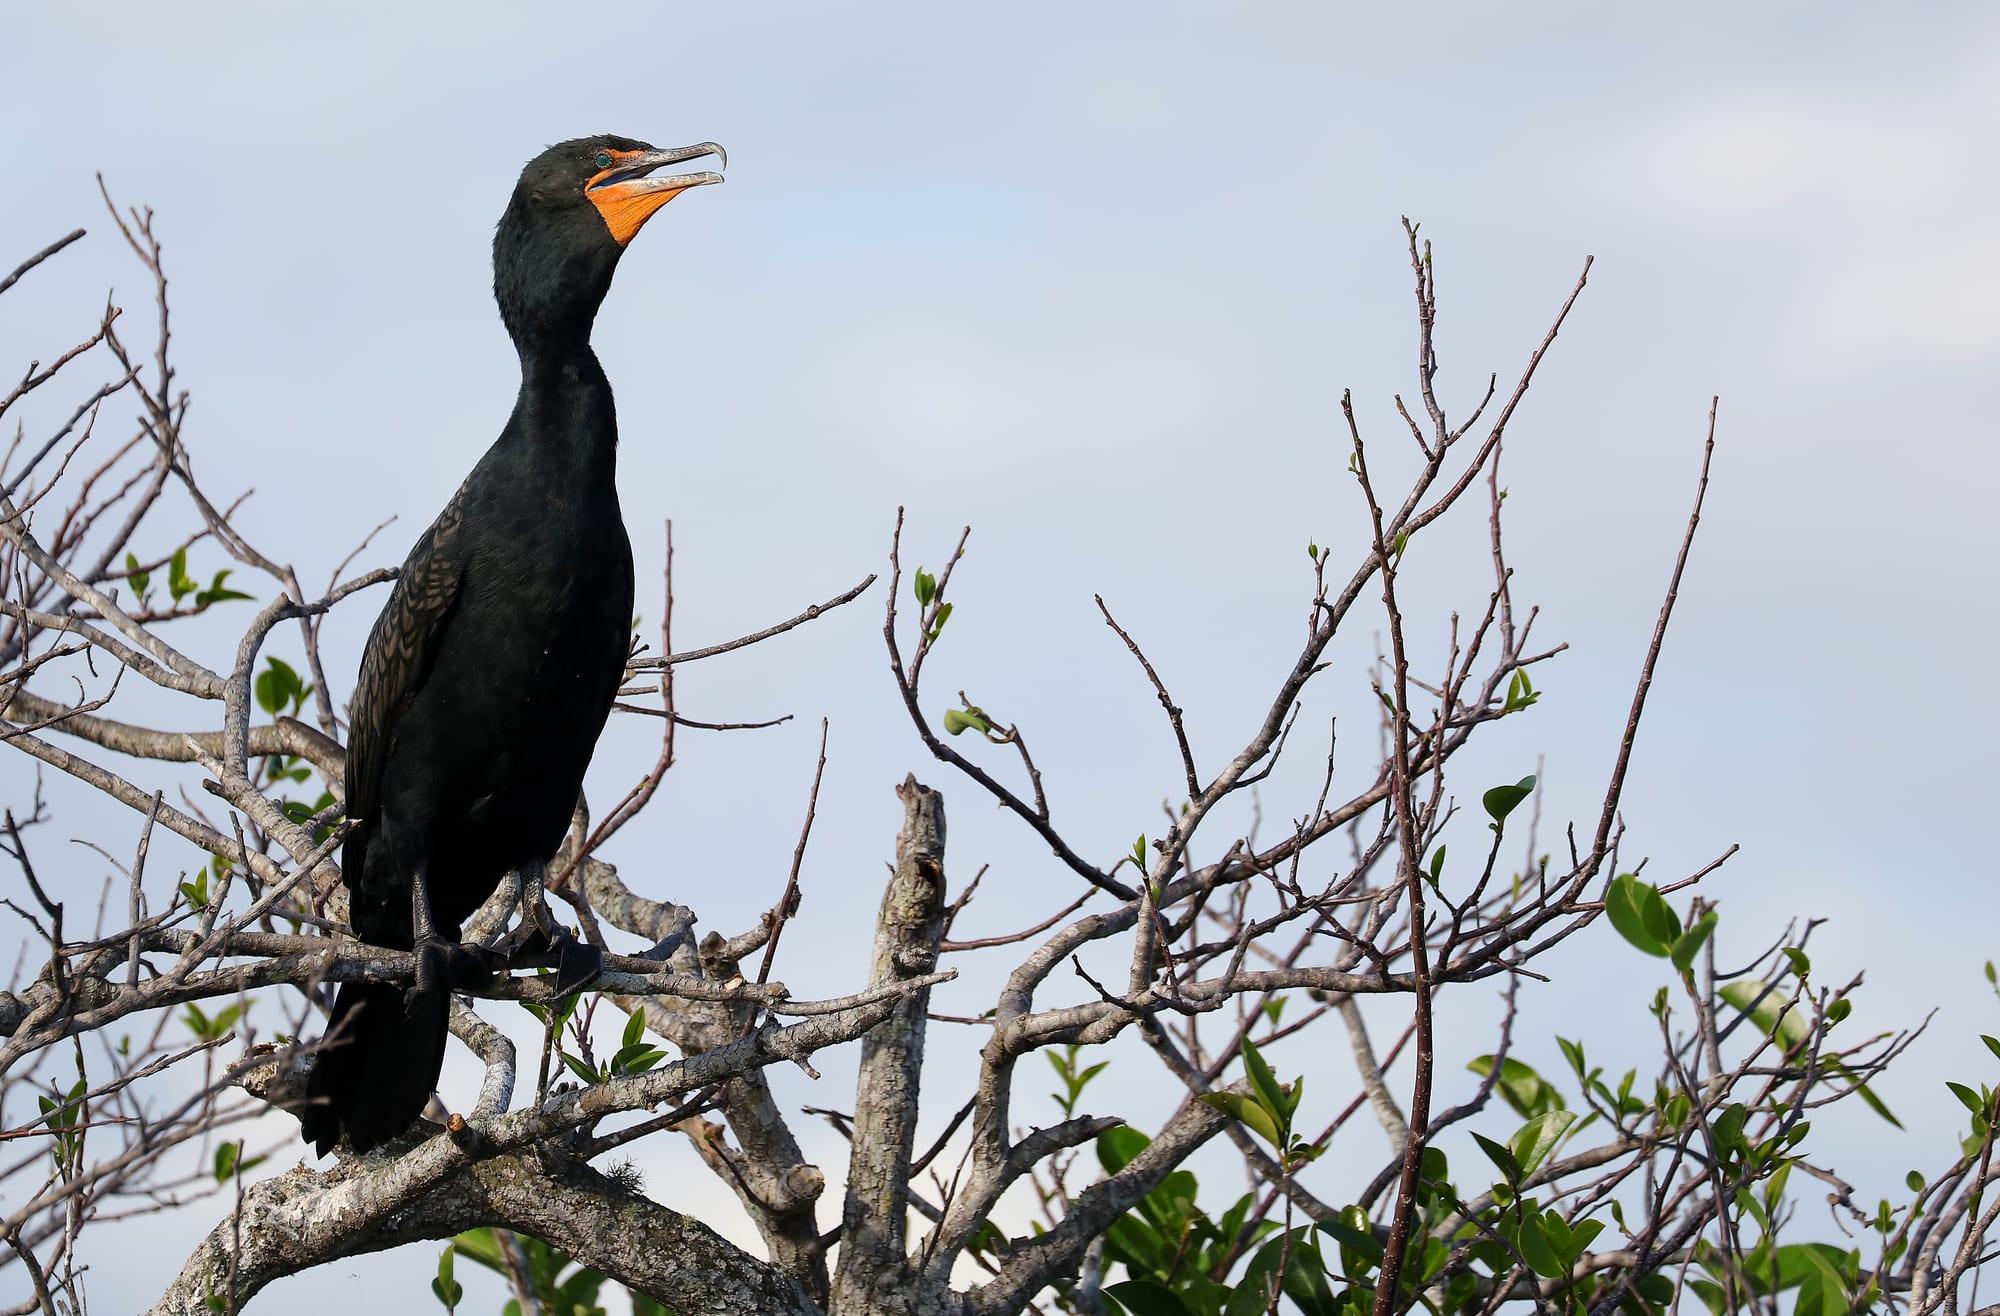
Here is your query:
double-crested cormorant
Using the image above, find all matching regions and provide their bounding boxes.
[300,135,724,1156]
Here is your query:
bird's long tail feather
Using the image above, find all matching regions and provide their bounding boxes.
[299,980,449,1156]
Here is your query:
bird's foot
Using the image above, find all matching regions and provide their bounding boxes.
[494,914,601,996]
[492,919,549,965]
[405,937,494,1018]
[551,928,603,997]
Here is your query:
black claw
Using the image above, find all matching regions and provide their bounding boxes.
[553,932,603,997]
[492,919,552,972]
[514,925,555,958]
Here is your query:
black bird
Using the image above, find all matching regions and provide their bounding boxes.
[300,135,724,1156]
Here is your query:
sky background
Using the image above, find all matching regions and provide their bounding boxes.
[3,4,1997,1312]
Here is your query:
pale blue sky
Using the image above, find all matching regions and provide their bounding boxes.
[3,5,1996,1311]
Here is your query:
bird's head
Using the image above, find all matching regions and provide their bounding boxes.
[494,134,725,346]
[519,135,726,246]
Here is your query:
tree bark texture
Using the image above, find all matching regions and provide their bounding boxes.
[832,775,948,1316]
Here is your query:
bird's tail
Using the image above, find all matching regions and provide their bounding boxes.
[299,979,449,1156]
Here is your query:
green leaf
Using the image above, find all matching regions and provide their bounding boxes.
[1471,1131,1519,1182]
[1226,1236,1290,1316]
[913,569,936,607]
[1556,1036,1586,1079]
[623,1009,646,1050]
[431,1244,462,1311]
[943,706,992,736]
[196,569,252,607]
[168,545,193,603]
[124,552,150,598]
[611,1045,666,1075]
[1240,1040,1290,1130]
[1948,1081,1984,1116]
[1764,1159,1796,1209]
[1784,947,1811,979]
[1219,1276,1272,1316]
[1279,1228,1340,1313]
[1318,1207,1385,1264]
[559,1052,602,1086]
[256,657,304,716]
[1504,668,1540,712]
[1605,874,1680,958]
[1467,1054,1562,1119]
[1712,1102,1749,1152]
[1199,1092,1282,1148]
[1098,1125,1150,1174]
[1671,911,1719,974]
[927,601,953,638]
[1132,835,1148,870]
[1508,1109,1577,1177]
[1514,1211,1564,1278]
[1687,1277,1727,1316]
[213,1142,238,1183]
[1720,981,1809,1049]
[1481,775,1536,830]
[1776,1243,1855,1307]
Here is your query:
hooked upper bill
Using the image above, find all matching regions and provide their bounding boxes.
[587,141,726,246]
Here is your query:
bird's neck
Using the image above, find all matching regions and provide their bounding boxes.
[516,335,606,388]
[508,342,620,481]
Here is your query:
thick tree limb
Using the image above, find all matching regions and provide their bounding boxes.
[149,1147,818,1316]
[832,775,948,1316]
[0,686,342,776]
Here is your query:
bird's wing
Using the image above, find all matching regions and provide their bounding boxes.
[344,489,469,843]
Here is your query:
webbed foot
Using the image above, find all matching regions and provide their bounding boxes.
[405,937,494,1018]
[551,928,603,997]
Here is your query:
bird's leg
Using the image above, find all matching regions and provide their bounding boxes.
[406,861,451,1017]
[405,862,492,1018]
[497,861,601,996]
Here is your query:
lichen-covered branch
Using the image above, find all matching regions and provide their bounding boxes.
[149,1146,818,1316]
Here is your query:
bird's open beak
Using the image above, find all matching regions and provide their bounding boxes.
[587,142,727,246]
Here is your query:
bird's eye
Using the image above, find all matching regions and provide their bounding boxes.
[594,151,614,170]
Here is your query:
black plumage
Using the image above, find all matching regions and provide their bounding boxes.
[301,135,724,1156]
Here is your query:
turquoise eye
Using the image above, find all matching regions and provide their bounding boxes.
[594,151,613,170]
